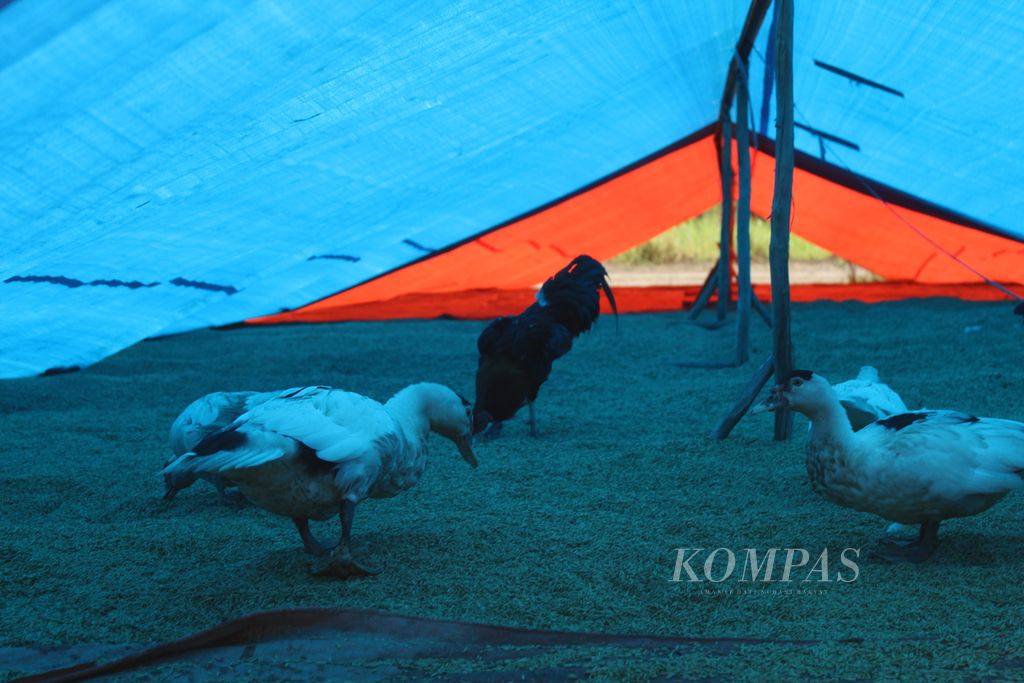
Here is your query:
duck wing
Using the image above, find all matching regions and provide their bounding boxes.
[832,369,908,431]
[838,397,884,431]
[164,387,399,476]
[169,390,280,456]
[861,411,1024,495]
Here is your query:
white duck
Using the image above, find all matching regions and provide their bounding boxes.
[162,383,477,578]
[827,366,917,540]
[754,370,1024,563]
[830,366,908,431]
[164,390,279,501]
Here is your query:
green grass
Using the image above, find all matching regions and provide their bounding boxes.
[613,206,833,265]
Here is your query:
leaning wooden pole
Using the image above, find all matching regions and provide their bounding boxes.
[715,121,734,321]
[712,354,774,439]
[770,0,795,441]
[734,58,752,366]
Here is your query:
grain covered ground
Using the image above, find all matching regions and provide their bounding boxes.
[1,298,1023,680]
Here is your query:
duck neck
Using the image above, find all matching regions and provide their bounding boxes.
[805,397,856,449]
[384,386,432,448]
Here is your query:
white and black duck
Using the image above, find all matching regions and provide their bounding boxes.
[830,366,908,430]
[162,383,477,578]
[754,370,1024,563]
[165,390,279,502]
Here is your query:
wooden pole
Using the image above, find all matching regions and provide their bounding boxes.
[687,257,721,319]
[734,58,752,366]
[717,0,775,126]
[715,122,734,321]
[712,354,774,439]
[770,0,795,441]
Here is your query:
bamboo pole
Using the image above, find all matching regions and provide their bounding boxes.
[770,0,795,441]
[716,121,734,321]
[735,60,752,366]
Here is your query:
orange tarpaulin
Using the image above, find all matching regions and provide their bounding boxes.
[254,134,721,324]
[749,150,1024,285]
[253,135,1022,326]
[247,283,1013,325]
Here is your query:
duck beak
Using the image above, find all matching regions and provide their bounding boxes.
[750,385,788,415]
[455,433,478,468]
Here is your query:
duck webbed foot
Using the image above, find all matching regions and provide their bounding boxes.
[293,518,336,557]
[312,549,381,579]
[880,522,918,542]
[871,520,940,564]
[309,500,381,579]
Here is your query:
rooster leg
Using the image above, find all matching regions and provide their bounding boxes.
[312,500,381,578]
[527,401,539,437]
[480,420,503,440]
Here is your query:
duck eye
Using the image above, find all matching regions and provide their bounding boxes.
[792,379,804,388]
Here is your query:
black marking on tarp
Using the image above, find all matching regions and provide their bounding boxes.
[4,275,159,289]
[307,254,361,262]
[814,60,904,97]
[794,122,860,151]
[169,277,239,295]
[403,239,435,253]
[877,412,930,431]
[292,112,322,123]
[41,365,80,376]
[752,134,1018,243]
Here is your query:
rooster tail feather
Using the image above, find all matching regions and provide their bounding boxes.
[600,273,618,329]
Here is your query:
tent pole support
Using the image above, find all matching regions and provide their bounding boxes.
[689,0,772,329]
[769,0,795,441]
[734,54,753,365]
[712,354,774,439]
[711,0,795,439]
[715,120,734,321]
[687,257,721,319]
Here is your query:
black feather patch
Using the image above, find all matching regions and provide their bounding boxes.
[955,414,980,424]
[298,442,336,476]
[192,428,247,456]
[278,385,329,399]
[877,412,930,431]
[787,369,814,382]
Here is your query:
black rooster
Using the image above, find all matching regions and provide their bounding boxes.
[473,255,617,437]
